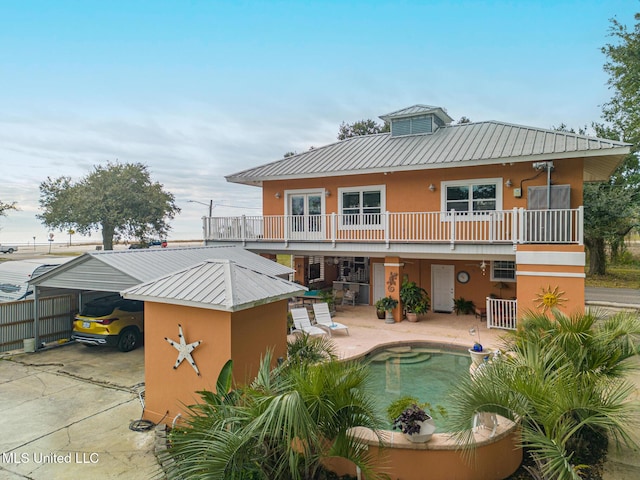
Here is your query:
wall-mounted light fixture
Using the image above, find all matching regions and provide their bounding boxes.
[275,192,281,199]
[325,190,331,197]
[429,184,436,192]
[505,179,513,188]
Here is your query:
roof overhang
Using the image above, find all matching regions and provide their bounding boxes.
[226,145,632,186]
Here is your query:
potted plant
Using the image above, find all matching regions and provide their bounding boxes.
[409,300,429,321]
[319,289,336,315]
[374,298,387,320]
[400,280,430,321]
[377,296,398,323]
[453,297,475,315]
[387,396,440,443]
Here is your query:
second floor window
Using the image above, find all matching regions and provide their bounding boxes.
[443,180,500,213]
[339,186,384,227]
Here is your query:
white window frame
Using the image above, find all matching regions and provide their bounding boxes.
[283,188,326,216]
[440,178,503,221]
[338,184,386,230]
[491,260,516,282]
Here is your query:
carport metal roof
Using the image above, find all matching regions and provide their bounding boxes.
[122,259,306,312]
[29,245,293,293]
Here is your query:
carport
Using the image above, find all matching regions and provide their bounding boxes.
[27,246,294,350]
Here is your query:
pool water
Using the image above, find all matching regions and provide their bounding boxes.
[363,344,471,428]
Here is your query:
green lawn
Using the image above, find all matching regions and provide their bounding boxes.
[586,264,640,289]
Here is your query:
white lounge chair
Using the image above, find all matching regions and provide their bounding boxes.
[312,302,349,336]
[290,308,327,337]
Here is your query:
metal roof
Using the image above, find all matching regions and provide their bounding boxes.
[122,259,306,312]
[379,104,454,123]
[226,120,631,186]
[29,246,293,293]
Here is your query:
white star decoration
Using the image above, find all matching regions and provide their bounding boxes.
[165,324,202,376]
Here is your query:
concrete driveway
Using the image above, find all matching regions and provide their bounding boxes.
[0,343,161,480]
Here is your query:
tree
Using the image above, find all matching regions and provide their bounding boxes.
[38,161,179,250]
[584,182,638,274]
[337,118,389,140]
[552,124,639,274]
[0,200,17,217]
[602,13,640,158]
[448,310,640,480]
[165,338,384,480]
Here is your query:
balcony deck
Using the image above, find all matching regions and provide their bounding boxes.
[203,208,583,249]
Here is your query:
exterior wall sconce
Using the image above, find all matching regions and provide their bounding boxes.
[505,179,513,188]
[428,184,436,192]
[325,190,331,197]
[275,192,281,199]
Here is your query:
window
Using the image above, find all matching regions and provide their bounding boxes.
[308,256,324,284]
[339,185,385,228]
[492,261,516,281]
[442,179,502,215]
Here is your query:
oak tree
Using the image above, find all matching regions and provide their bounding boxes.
[38,162,179,250]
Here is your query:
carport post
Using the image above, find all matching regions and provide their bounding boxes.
[33,286,40,351]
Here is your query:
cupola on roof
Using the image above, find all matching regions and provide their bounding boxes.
[379,104,454,137]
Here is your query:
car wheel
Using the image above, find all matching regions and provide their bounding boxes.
[117,329,139,352]
[7,248,14,253]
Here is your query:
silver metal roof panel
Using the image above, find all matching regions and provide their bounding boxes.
[226,121,631,186]
[122,259,306,312]
[30,246,293,293]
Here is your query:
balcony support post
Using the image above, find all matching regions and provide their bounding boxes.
[577,206,584,245]
[384,211,390,249]
[450,209,456,250]
[331,212,337,247]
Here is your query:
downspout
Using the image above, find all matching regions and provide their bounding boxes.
[546,162,553,209]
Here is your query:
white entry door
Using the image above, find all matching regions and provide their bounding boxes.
[431,264,454,312]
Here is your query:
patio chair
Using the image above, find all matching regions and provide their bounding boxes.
[342,286,358,306]
[290,307,327,337]
[312,302,349,336]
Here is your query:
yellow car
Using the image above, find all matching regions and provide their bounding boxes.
[72,295,144,352]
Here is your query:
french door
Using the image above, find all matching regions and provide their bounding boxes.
[288,191,324,240]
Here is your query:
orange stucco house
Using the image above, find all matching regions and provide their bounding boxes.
[204,104,630,326]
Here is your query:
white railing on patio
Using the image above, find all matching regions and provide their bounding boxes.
[486,297,518,330]
[203,207,583,247]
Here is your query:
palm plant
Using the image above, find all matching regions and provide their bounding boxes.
[164,342,385,480]
[446,309,640,480]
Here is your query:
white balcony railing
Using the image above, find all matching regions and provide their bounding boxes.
[203,207,583,247]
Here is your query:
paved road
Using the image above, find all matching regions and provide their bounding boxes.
[586,287,640,307]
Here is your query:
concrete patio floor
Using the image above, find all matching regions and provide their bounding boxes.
[318,305,506,359]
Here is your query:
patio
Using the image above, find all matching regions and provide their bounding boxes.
[290,304,506,360]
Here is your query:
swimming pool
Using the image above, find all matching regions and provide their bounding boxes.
[363,343,471,427]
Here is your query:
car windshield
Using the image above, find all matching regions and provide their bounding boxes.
[80,297,120,317]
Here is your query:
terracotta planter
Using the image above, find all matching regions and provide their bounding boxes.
[376,309,386,320]
[404,418,436,443]
[406,312,418,322]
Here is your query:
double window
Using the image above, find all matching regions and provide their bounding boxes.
[442,179,502,215]
[339,185,385,228]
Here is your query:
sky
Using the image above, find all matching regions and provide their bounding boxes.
[0,0,637,245]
